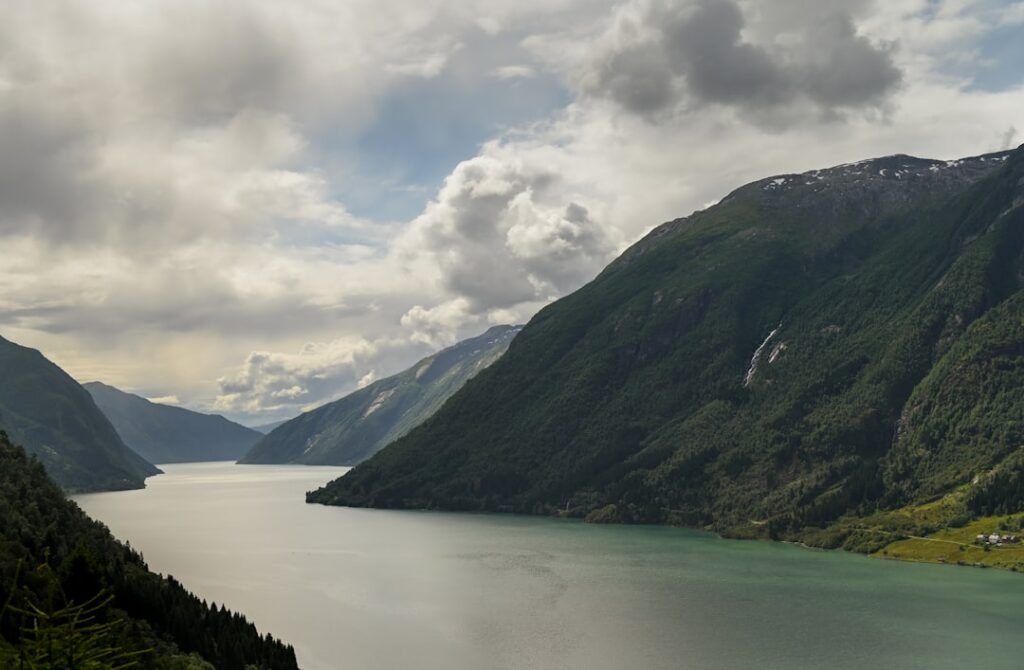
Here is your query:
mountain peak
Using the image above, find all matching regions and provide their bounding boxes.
[727,149,1012,208]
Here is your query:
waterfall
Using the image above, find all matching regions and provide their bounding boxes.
[744,324,781,387]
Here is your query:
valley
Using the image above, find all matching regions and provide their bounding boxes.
[4,3,1024,667]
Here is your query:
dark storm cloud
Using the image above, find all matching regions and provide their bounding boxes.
[583,43,678,116]
[581,0,902,120]
[794,11,903,109]
[139,5,306,122]
[0,100,100,240]
[660,0,791,108]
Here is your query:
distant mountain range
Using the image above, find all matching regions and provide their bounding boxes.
[310,146,1024,553]
[0,335,159,492]
[241,325,521,465]
[252,419,288,434]
[85,381,262,464]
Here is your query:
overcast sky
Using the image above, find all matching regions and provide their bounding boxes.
[1,0,1022,425]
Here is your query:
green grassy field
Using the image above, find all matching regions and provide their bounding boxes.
[796,487,1024,572]
[875,516,1024,571]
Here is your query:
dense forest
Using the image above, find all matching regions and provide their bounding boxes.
[0,432,298,669]
[310,147,1024,549]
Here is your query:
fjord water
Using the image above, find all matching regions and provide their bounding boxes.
[76,463,1024,670]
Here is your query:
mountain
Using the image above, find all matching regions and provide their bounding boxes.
[0,335,159,492]
[252,419,287,434]
[84,381,262,464]
[309,147,1024,552]
[241,325,522,465]
[0,432,298,669]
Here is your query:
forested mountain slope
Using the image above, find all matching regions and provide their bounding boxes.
[0,432,298,669]
[0,336,159,492]
[242,325,520,465]
[85,382,261,464]
[310,147,1024,549]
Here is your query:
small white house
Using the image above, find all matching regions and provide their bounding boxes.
[989,533,1001,544]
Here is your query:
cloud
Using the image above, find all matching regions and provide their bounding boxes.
[578,0,902,122]
[0,51,363,250]
[403,147,622,313]
[356,371,377,389]
[213,336,422,416]
[1003,126,1019,151]
[658,1,790,108]
[384,39,463,78]
[0,0,613,423]
[401,299,474,349]
[208,139,625,417]
[136,4,307,123]
[0,96,100,241]
[147,395,181,406]
[1006,3,1024,25]
[1,0,1022,425]
[493,65,537,80]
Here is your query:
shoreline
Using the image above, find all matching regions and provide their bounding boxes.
[306,495,1024,574]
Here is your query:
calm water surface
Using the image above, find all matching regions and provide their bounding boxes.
[75,462,1024,670]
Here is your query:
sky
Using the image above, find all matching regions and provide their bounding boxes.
[1,0,1022,425]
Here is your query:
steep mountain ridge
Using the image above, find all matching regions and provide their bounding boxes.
[0,335,159,492]
[616,151,1012,270]
[241,325,521,465]
[309,146,1024,550]
[85,381,262,464]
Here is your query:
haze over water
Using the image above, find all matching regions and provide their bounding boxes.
[76,462,1024,670]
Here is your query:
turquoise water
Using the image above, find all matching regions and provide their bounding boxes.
[76,462,1024,670]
